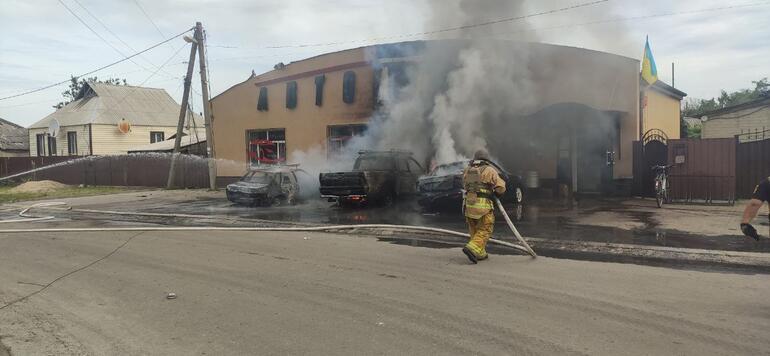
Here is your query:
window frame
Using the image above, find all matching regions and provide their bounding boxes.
[314,75,325,106]
[246,128,287,166]
[47,135,57,156]
[150,131,165,144]
[257,87,269,111]
[67,131,78,155]
[36,133,45,157]
[285,81,298,109]
[342,70,356,104]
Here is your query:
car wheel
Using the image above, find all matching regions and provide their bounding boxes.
[271,196,286,207]
[514,187,524,204]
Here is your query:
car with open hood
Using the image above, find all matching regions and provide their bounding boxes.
[417,160,524,211]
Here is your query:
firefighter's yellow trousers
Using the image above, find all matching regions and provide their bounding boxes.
[465,211,495,259]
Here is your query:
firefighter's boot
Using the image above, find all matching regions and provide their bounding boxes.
[463,212,494,263]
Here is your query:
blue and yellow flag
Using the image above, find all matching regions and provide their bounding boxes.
[641,36,658,85]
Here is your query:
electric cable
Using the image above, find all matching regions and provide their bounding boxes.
[0,28,193,101]
[210,0,609,50]
[69,0,178,79]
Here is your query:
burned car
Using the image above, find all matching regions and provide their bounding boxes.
[319,150,424,206]
[226,166,300,206]
[417,160,524,211]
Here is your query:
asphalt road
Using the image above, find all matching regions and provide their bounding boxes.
[1,229,769,355]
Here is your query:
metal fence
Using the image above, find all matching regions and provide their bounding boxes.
[736,137,770,198]
[0,154,209,188]
[667,138,736,204]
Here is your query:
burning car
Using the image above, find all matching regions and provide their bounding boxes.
[417,160,524,211]
[226,165,301,206]
[319,150,424,206]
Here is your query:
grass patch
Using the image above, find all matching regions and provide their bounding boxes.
[0,186,131,204]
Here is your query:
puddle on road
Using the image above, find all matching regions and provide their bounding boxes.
[134,197,770,253]
[377,236,770,275]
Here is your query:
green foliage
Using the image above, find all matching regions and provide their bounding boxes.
[682,78,769,118]
[53,75,128,109]
[686,125,702,139]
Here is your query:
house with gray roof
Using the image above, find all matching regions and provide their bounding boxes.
[0,118,29,157]
[28,82,203,156]
[701,96,770,142]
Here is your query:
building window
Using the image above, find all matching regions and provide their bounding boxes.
[342,71,356,104]
[286,81,298,109]
[150,131,165,143]
[36,134,45,157]
[247,129,286,165]
[328,124,367,155]
[257,87,269,111]
[67,131,78,155]
[314,75,325,106]
[47,136,57,156]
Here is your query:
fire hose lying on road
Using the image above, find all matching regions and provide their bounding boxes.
[0,201,537,258]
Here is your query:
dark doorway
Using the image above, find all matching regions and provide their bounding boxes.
[576,112,619,194]
[642,140,667,197]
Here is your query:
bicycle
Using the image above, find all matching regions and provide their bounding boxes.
[651,165,672,208]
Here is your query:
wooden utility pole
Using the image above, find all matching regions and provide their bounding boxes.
[166,34,198,189]
[196,21,217,190]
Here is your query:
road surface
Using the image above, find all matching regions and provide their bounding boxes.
[1,229,769,355]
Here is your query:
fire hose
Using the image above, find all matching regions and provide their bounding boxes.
[0,203,537,257]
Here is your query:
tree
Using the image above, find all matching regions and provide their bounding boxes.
[53,76,128,109]
[681,77,769,118]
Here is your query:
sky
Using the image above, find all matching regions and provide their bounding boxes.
[0,0,768,127]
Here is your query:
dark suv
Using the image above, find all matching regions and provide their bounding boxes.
[319,150,424,206]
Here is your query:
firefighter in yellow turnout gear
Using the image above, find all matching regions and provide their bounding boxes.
[462,150,506,264]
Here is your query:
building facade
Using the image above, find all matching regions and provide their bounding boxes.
[28,82,203,157]
[211,40,683,194]
[701,96,770,141]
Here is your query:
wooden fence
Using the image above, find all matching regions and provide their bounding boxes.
[0,154,209,188]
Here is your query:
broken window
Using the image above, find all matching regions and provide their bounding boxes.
[247,129,286,165]
[315,75,325,106]
[257,87,269,111]
[327,124,367,155]
[342,71,356,104]
[286,81,297,109]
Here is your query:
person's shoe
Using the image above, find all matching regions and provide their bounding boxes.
[477,254,489,261]
[462,247,478,264]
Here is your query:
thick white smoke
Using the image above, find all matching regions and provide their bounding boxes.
[292,0,632,180]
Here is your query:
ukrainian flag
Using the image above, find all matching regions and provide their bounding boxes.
[641,36,658,85]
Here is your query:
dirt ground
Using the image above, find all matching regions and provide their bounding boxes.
[1,229,768,355]
[8,180,68,193]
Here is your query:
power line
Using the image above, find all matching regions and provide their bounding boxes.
[0,28,193,101]
[64,0,173,77]
[132,0,167,39]
[209,0,609,50]
[490,1,770,38]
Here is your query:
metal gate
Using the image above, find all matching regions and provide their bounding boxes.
[667,138,735,204]
[736,134,770,198]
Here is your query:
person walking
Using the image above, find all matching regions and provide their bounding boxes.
[741,176,770,240]
[462,149,506,264]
